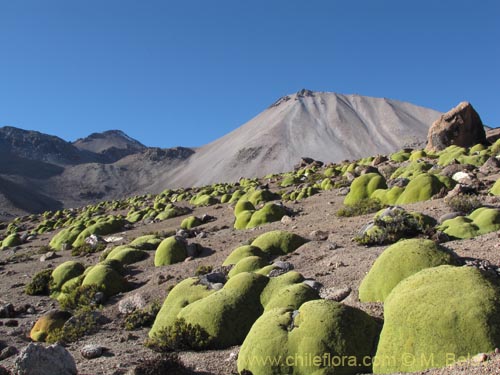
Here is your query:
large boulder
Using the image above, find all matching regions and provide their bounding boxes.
[14,343,77,375]
[425,102,486,152]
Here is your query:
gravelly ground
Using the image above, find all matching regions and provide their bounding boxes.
[1,181,500,374]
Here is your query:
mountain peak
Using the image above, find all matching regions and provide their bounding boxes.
[73,130,145,160]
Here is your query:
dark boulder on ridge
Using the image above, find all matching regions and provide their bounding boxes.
[425,102,487,152]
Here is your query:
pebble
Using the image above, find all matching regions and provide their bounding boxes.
[302,279,322,291]
[80,344,104,359]
[0,345,18,360]
[40,251,57,262]
[309,230,329,241]
[321,287,352,302]
[472,353,488,363]
[0,303,15,318]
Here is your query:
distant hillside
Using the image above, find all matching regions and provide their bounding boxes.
[73,130,146,163]
[0,90,443,218]
[151,90,442,189]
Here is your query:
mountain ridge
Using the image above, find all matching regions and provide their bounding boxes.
[0,90,445,218]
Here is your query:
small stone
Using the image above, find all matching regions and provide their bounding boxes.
[40,251,56,262]
[472,353,488,363]
[26,306,36,314]
[337,187,349,196]
[118,294,147,315]
[309,230,329,241]
[211,283,224,291]
[103,236,124,243]
[0,303,15,318]
[184,256,194,262]
[281,215,293,225]
[186,243,201,258]
[196,231,207,239]
[372,155,388,166]
[0,345,18,360]
[80,344,104,359]
[273,261,294,271]
[176,229,190,238]
[302,279,322,291]
[84,234,101,248]
[93,292,105,305]
[226,352,238,362]
[438,212,462,224]
[452,171,474,185]
[321,287,352,302]
[326,242,339,250]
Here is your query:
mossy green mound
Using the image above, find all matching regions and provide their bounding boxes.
[437,207,500,239]
[261,271,319,311]
[222,245,267,266]
[234,202,287,230]
[390,161,431,179]
[150,271,318,350]
[190,194,218,206]
[390,150,411,162]
[490,178,500,196]
[437,145,467,166]
[359,239,456,302]
[72,217,125,248]
[106,246,148,265]
[344,173,387,205]
[30,310,72,342]
[180,216,203,229]
[281,174,301,187]
[228,256,269,278]
[238,300,380,375]
[246,189,280,206]
[1,233,22,249]
[251,230,308,255]
[81,264,128,298]
[246,203,286,229]
[234,210,254,230]
[408,149,427,161]
[371,186,404,205]
[50,261,85,293]
[49,223,85,250]
[154,236,188,266]
[177,272,268,348]
[234,199,255,216]
[354,208,436,246]
[395,173,453,205]
[374,265,500,373]
[150,277,215,335]
[155,206,189,221]
[129,234,162,250]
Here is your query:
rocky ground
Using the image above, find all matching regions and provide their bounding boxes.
[2,154,500,374]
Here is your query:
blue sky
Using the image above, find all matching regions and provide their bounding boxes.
[0,1,498,148]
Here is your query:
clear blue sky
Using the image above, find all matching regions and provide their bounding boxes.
[0,1,498,148]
